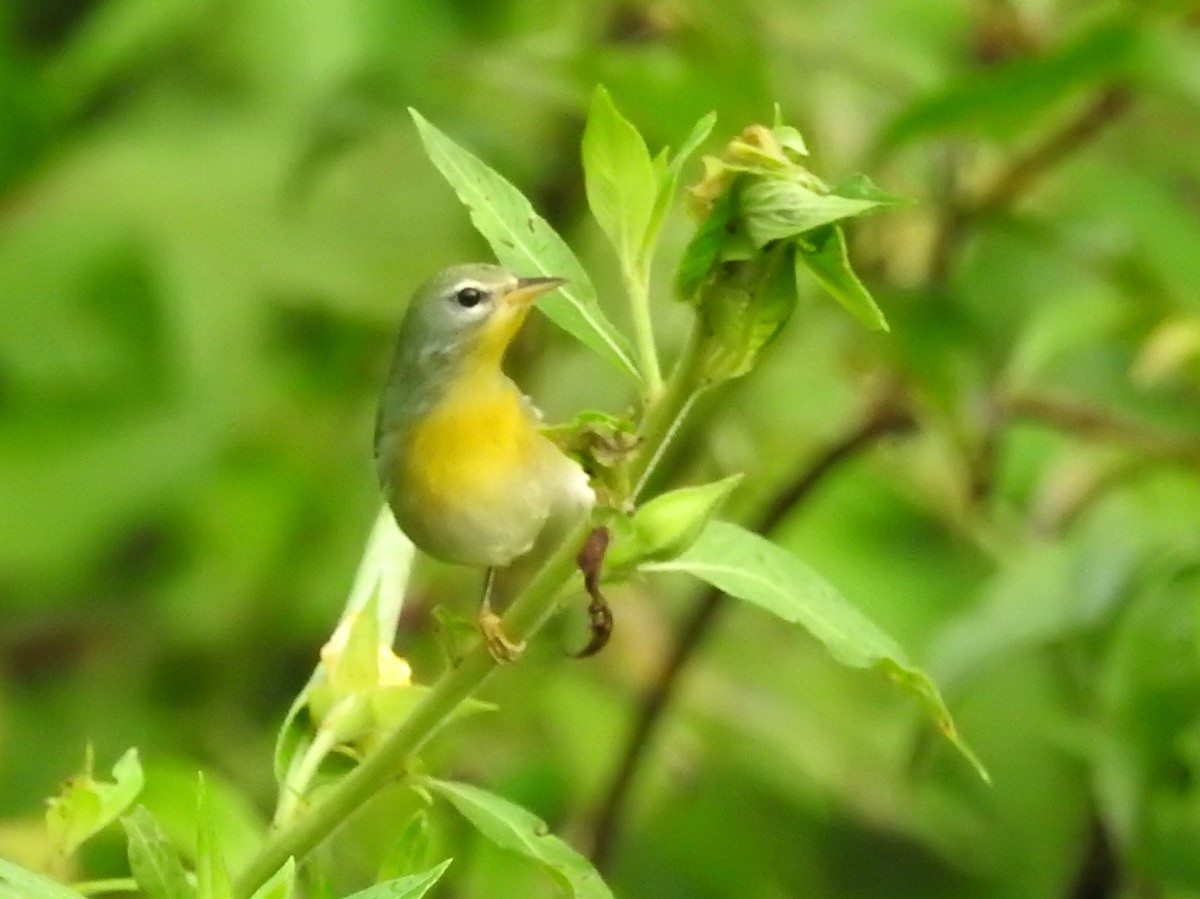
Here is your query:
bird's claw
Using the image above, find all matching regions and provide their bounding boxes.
[479,606,525,663]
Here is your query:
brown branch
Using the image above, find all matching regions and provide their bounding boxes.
[927,84,1133,286]
[1001,389,1200,471]
[1067,812,1120,899]
[977,86,1132,215]
[588,397,915,870]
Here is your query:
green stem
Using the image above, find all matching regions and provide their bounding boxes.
[625,264,664,401]
[232,528,587,899]
[72,879,139,896]
[273,719,341,828]
[629,320,708,499]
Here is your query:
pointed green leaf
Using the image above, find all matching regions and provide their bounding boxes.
[0,857,86,899]
[582,86,658,270]
[410,109,640,382]
[740,178,887,248]
[675,187,739,301]
[377,810,433,883]
[196,777,232,899]
[645,111,716,257]
[121,806,196,899]
[343,860,452,899]
[272,692,315,794]
[344,504,416,633]
[667,114,718,183]
[642,521,987,781]
[246,858,295,899]
[46,747,144,858]
[828,173,910,208]
[795,224,888,331]
[771,105,810,158]
[423,779,613,899]
[693,241,799,382]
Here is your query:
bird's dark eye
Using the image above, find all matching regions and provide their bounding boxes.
[454,286,485,308]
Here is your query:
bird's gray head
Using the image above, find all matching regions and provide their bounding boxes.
[376,262,565,460]
[396,263,565,366]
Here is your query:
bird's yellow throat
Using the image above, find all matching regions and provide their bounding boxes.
[398,370,534,511]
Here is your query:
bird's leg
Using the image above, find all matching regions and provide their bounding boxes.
[573,526,613,658]
[478,567,526,663]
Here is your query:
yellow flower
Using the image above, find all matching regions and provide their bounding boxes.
[319,610,413,689]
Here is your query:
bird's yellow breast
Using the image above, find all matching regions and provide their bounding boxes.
[400,374,537,510]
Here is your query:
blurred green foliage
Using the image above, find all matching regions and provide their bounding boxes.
[2,0,1200,897]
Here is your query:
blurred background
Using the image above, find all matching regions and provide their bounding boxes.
[2,0,1199,897]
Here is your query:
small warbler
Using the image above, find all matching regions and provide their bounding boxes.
[375,263,609,660]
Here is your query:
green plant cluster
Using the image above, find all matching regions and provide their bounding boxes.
[7,80,965,899]
[3,2,1200,899]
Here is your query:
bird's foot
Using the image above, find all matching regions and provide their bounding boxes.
[479,604,526,663]
[572,526,613,658]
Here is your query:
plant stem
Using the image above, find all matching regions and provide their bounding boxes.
[72,879,139,896]
[629,320,707,500]
[232,526,588,899]
[273,719,341,828]
[926,84,1132,286]
[1001,389,1200,471]
[625,264,664,401]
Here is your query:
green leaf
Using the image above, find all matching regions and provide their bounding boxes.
[0,857,86,899]
[377,810,433,882]
[740,178,887,248]
[409,109,640,382]
[342,860,452,899]
[645,112,716,258]
[423,779,613,899]
[132,760,265,876]
[675,186,739,301]
[195,777,232,899]
[582,86,658,271]
[880,15,1141,146]
[246,858,295,899]
[694,241,799,382]
[46,746,145,858]
[828,173,910,208]
[642,521,988,781]
[795,224,889,331]
[771,104,809,157]
[344,504,417,633]
[121,806,196,899]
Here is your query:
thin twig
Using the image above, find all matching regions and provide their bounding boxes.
[976,86,1132,216]
[588,397,915,870]
[1002,389,1200,471]
[927,84,1133,286]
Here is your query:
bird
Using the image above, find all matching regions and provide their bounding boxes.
[374,263,609,660]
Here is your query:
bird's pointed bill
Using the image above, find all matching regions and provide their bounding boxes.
[506,276,567,308]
